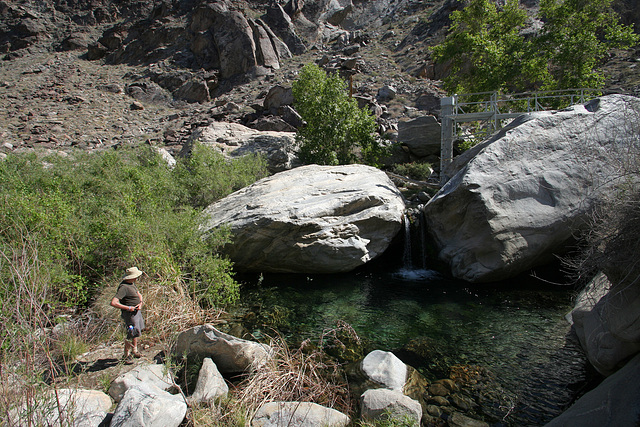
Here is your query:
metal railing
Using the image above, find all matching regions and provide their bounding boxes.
[439,88,599,184]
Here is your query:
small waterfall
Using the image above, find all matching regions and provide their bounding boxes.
[395,208,439,281]
[402,213,412,268]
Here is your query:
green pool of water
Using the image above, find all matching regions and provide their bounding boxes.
[238,266,593,425]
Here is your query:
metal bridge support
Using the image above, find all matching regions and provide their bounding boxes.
[440,96,455,185]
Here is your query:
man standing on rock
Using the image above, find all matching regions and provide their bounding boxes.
[110,266,145,363]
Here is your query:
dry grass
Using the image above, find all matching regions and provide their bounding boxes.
[92,272,223,345]
[233,335,353,422]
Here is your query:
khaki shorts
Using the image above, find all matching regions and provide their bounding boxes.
[121,309,145,339]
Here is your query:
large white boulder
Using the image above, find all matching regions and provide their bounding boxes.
[109,363,176,402]
[174,324,272,374]
[424,95,640,282]
[200,164,405,274]
[251,401,350,426]
[110,384,187,427]
[361,350,407,391]
[12,388,112,427]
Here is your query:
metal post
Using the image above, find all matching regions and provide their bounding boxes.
[440,96,455,185]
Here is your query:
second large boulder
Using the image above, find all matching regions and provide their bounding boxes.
[424,94,640,282]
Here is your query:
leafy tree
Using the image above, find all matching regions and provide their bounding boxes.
[431,0,530,95]
[432,0,638,94]
[537,0,639,90]
[292,63,385,166]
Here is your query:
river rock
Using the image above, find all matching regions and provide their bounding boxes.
[397,115,441,158]
[174,324,272,374]
[109,363,177,402]
[188,357,229,404]
[544,352,640,427]
[110,384,187,427]
[570,272,640,375]
[181,121,299,173]
[200,164,405,274]
[361,350,407,391]
[360,388,422,425]
[424,94,640,282]
[251,401,350,426]
[448,411,490,427]
[14,388,112,427]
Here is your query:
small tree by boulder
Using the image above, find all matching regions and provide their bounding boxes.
[292,63,386,166]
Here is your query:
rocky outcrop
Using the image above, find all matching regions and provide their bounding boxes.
[251,401,350,426]
[570,273,640,376]
[83,0,299,99]
[544,352,640,427]
[397,115,441,158]
[199,164,405,274]
[181,121,300,173]
[174,324,272,374]
[424,95,640,282]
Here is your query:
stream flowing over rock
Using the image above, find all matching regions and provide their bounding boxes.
[200,164,405,274]
[424,94,640,282]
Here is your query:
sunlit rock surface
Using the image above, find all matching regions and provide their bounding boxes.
[424,94,640,282]
[201,164,405,273]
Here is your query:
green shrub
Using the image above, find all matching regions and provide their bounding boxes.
[391,162,433,181]
[0,145,267,313]
[292,63,387,166]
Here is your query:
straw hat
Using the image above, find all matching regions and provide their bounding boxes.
[123,267,143,280]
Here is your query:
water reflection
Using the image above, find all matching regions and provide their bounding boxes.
[239,266,591,425]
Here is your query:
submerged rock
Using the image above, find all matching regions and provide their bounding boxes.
[424,94,640,282]
[200,164,405,274]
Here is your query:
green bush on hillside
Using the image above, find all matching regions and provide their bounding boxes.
[292,63,387,166]
[0,145,268,313]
